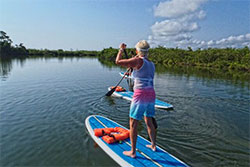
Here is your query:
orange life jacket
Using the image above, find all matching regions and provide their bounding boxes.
[111,86,126,92]
[94,127,130,144]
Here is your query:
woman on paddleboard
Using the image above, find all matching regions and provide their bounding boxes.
[116,40,156,158]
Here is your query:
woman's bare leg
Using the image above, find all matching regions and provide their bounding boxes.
[144,116,156,151]
[123,118,138,158]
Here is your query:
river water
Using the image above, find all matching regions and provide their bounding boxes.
[0,57,249,166]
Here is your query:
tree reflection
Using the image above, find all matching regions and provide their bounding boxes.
[0,58,26,80]
[99,59,250,88]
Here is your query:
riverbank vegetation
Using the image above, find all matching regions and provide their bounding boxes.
[1,31,249,73]
[0,31,99,58]
[0,31,28,58]
[99,47,250,72]
[28,49,99,57]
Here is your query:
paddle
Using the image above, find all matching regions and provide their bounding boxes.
[105,49,131,96]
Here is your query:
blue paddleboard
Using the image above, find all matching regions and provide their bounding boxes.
[108,87,173,109]
[85,115,188,167]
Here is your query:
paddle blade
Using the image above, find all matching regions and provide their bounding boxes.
[105,87,116,96]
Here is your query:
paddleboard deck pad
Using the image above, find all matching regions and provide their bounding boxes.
[85,115,188,167]
[108,87,173,109]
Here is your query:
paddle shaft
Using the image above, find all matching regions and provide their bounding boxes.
[105,49,131,96]
[105,68,131,96]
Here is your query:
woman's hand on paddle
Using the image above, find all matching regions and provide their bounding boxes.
[119,43,127,50]
[116,43,138,68]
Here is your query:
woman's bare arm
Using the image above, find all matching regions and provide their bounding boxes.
[116,51,142,69]
[115,43,143,69]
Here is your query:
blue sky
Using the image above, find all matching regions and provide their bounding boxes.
[0,0,249,50]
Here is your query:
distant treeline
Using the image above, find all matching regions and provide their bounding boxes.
[99,46,250,72]
[1,31,249,72]
[0,31,99,58]
[28,49,99,57]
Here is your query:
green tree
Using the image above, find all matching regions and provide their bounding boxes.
[0,31,28,58]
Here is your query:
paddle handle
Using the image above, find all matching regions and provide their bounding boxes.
[113,49,132,88]
[105,48,132,96]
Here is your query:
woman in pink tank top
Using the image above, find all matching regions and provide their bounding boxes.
[115,40,157,158]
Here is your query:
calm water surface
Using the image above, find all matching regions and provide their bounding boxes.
[0,58,249,167]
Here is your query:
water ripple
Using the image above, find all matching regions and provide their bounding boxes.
[1,58,249,167]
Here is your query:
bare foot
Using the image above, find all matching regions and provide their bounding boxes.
[123,151,136,158]
[146,144,156,151]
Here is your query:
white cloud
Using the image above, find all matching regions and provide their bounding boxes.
[207,40,214,46]
[213,33,250,48]
[177,34,250,49]
[151,20,199,37]
[245,33,250,40]
[150,0,207,48]
[148,0,250,49]
[154,0,208,18]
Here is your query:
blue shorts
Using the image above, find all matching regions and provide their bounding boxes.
[129,88,155,120]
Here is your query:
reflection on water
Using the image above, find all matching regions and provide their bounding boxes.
[99,58,250,88]
[1,57,250,87]
[0,57,249,167]
[155,64,250,88]
[0,58,26,80]
[0,58,13,79]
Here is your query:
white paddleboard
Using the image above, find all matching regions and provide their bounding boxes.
[108,87,173,109]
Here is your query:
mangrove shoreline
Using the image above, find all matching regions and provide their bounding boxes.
[1,31,250,74]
